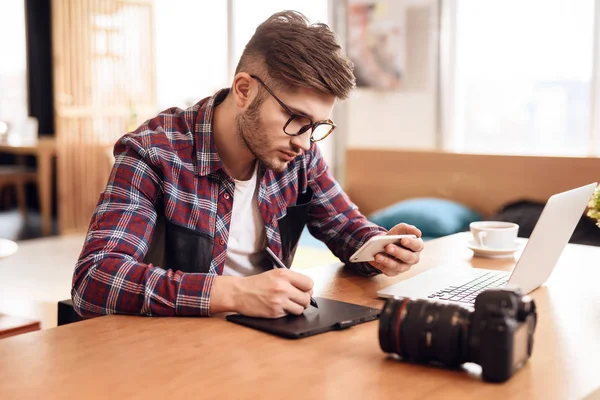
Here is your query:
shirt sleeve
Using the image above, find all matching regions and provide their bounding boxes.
[305,144,387,276]
[71,135,216,318]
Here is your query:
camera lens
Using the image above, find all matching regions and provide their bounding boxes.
[379,297,408,355]
[379,298,471,367]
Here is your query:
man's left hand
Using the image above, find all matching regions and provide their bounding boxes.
[368,223,424,276]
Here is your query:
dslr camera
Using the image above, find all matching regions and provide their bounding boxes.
[378,288,537,383]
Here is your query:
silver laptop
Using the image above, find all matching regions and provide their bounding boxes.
[377,182,598,306]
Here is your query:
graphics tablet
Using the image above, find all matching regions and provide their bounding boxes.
[226,297,381,339]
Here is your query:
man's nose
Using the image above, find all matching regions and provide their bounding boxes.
[290,131,311,152]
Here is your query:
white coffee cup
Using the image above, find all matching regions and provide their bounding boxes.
[469,221,519,250]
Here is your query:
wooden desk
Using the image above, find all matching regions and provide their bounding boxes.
[0,137,57,236]
[0,232,599,399]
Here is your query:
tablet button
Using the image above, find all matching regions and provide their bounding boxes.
[335,320,355,330]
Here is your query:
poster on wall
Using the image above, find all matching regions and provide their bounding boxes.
[346,0,406,90]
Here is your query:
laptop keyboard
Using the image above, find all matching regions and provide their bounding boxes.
[427,271,509,305]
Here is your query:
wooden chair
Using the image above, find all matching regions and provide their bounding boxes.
[0,164,37,219]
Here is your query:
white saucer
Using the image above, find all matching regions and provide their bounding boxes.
[466,240,522,258]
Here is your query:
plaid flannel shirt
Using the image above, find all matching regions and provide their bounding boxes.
[72,89,386,318]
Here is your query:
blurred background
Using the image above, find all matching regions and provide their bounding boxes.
[1,0,598,240]
[1,0,600,331]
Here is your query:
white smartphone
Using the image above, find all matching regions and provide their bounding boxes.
[349,234,417,263]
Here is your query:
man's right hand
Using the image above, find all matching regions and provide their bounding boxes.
[209,269,314,318]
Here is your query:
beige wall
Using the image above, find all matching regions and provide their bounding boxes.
[347,91,436,149]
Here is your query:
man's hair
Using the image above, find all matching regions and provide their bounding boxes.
[235,10,355,99]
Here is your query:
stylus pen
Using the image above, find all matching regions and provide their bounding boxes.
[265,247,319,308]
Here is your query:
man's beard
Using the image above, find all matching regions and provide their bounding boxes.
[235,99,287,172]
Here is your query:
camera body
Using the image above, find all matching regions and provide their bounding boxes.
[469,289,537,382]
[379,288,537,383]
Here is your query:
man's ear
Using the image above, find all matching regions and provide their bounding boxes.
[232,73,255,109]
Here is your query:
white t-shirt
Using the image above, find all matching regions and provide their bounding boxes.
[222,164,269,276]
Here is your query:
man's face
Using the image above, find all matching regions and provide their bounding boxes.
[235,82,336,172]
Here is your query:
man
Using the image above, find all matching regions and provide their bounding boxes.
[72,11,424,319]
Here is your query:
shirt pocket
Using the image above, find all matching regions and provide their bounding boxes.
[145,213,214,274]
[277,187,314,267]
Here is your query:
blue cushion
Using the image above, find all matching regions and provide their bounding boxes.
[368,198,483,238]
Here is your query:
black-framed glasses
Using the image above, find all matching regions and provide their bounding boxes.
[250,74,336,143]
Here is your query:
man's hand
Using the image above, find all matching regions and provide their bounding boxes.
[211,269,314,318]
[368,223,424,276]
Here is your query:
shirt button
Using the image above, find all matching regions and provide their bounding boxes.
[224,193,230,200]
[219,238,225,245]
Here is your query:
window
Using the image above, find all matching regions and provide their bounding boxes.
[154,1,335,166]
[442,0,598,156]
[154,0,228,111]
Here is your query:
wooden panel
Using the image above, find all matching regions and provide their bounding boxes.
[51,0,155,234]
[346,149,600,216]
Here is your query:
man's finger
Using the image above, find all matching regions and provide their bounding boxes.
[384,245,418,265]
[389,223,422,238]
[283,269,314,292]
[288,286,311,309]
[283,299,305,316]
[375,253,402,271]
[383,263,411,275]
[382,267,411,276]
[400,237,424,252]
[374,254,411,276]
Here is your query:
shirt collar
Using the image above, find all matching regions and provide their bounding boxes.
[194,88,229,177]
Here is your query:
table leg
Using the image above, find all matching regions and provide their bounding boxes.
[38,152,53,236]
